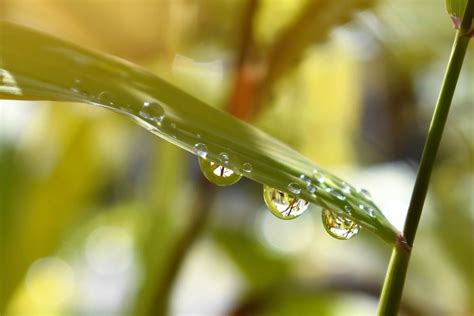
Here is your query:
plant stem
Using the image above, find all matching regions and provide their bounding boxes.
[377,2,473,315]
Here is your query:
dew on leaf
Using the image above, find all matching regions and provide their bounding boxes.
[218,152,230,164]
[193,143,207,158]
[263,185,309,220]
[242,162,253,173]
[287,182,301,195]
[322,208,360,240]
[198,157,241,186]
[139,101,165,124]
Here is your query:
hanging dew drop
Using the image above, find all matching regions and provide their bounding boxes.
[218,152,230,164]
[198,157,241,186]
[321,208,360,240]
[263,185,309,220]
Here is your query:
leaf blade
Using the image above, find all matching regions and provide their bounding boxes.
[0,21,401,245]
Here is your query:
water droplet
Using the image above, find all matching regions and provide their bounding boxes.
[358,188,372,200]
[299,174,312,184]
[314,172,325,184]
[198,157,241,186]
[98,91,113,105]
[218,152,230,164]
[344,205,352,215]
[307,183,317,194]
[263,185,309,220]
[287,183,301,195]
[139,101,165,124]
[367,207,375,218]
[70,79,89,96]
[170,123,176,129]
[330,189,346,201]
[242,163,253,173]
[193,143,207,158]
[322,208,360,240]
[342,182,351,194]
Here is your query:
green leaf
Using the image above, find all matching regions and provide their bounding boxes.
[446,0,468,18]
[0,21,402,245]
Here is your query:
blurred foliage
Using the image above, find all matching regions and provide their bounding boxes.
[0,0,473,316]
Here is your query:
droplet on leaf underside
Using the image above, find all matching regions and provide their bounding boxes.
[322,208,360,240]
[263,185,309,220]
[198,157,241,186]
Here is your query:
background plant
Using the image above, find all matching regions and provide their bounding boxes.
[0,1,473,315]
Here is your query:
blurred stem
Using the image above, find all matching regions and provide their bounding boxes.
[152,179,216,316]
[148,2,261,314]
[377,2,473,315]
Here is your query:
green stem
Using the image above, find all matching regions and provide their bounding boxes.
[377,2,473,315]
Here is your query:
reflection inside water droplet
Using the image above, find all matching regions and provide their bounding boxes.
[263,185,309,220]
[322,208,360,240]
[198,157,241,186]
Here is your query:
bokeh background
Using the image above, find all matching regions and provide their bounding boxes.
[0,0,473,315]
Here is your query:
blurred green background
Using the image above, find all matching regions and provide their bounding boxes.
[0,0,473,315]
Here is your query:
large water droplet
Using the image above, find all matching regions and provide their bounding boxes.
[139,101,165,124]
[322,208,360,240]
[263,185,309,220]
[193,143,207,158]
[198,157,241,186]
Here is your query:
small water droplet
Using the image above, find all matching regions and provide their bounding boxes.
[330,190,346,201]
[307,183,317,194]
[139,101,165,124]
[198,157,241,186]
[70,79,89,96]
[218,152,230,164]
[344,205,352,214]
[358,188,372,200]
[263,185,309,220]
[196,133,202,139]
[242,163,253,173]
[322,208,360,240]
[342,182,351,194]
[287,183,301,195]
[98,91,113,105]
[170,123,176,129]
[299,174,312,184]
[367,207,375,218]
[315,173,325,184]
[193,143,207,158]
